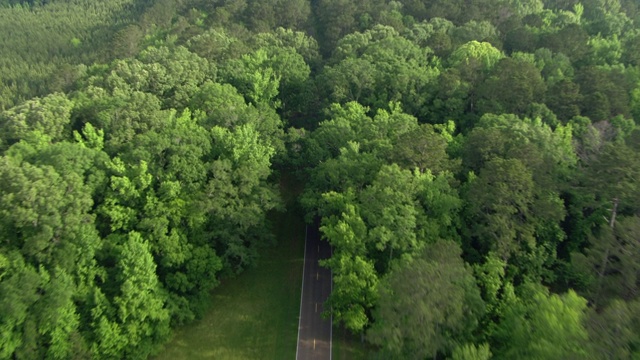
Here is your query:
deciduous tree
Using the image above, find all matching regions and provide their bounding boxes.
[368,240,484,359]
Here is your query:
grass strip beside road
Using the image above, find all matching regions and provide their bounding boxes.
[156,208,304,360]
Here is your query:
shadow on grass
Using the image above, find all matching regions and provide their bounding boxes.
[332,325,376,360]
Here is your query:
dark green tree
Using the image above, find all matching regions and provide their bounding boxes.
[493,285,590,360]
[476,57,546,115]
[368,240,484,360]
[586,299,640,359]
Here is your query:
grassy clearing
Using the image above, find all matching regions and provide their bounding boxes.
[155,189,305,359]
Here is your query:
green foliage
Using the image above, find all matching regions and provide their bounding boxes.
[186,27,248,63]
[319,198,377,331]
[190,81,284,152]
[206,123,281,271]
[403,18,455,56]
[581,142,640,209]
[464,113,577,176]
[113,45,216,109]
[321,25,439,118]
[3,0,640,358]
[572,216,640,306]
[465,158,537,259]
[586,299,640,359]
[575,65,632,121]
[0,0,151,109]
[493,285,590,360]
[221,48,282,108]
[0,11,289,356]
[0,156,96,271]
[0,92,73,150]
[368,240,484,360]
[113,232,170,358]
[303,101,418,167]
[308,115,462,333]
[448,41,504,72]
[450,343,492,360]
[245,0,310,31]
[390,123,454,173]
[314,0,376,52]
[547,79,582,121]
[359,164,419,265]
[477,57,546,115]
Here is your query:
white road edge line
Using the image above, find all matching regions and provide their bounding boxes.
[295,225,308,360]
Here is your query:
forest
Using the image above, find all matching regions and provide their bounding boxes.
[1,0,640,358]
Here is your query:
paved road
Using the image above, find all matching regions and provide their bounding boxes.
[296,224,332,360]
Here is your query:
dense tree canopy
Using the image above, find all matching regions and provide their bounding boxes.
[2,0,640,358]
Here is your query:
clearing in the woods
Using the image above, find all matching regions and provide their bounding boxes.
[155,203,305,359]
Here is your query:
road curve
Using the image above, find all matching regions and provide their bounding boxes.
[296,224,332,360]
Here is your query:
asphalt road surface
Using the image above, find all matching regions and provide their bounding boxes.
[296,224,332,360]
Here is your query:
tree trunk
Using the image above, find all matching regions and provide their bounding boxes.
[594,197,619,307]
[608,198,618,229]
